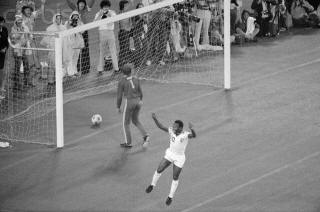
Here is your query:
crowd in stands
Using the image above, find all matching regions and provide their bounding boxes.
[0,0,320,100]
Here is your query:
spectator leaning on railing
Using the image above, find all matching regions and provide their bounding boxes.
[94,0,120,75]
[0,16,9,100]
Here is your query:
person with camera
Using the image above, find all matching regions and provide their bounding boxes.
[66,0,96,75]
[63,11,84,78]
[94,0,119,75]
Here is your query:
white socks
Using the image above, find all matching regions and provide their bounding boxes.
[151,171,161,186]
[169,180,179,198]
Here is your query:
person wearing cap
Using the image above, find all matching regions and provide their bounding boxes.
[66,0,96,75]
[40,13,66,88]
[116,63,150,148]
[0,16,9,99]
[63,11,85,77]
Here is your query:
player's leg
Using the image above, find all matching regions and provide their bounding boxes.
[146,158,171,193]
[132,102,149,146]
[166,154,185,206]
[121,99,133,147]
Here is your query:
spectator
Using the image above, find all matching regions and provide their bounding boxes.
[235,10,260,42]
[132,3,148,67]
[64,11,85,77]
[40,13,66,88]
[66,0,96,75]
[170,14,186,54]
[10,15,30,94]
[20,0,46,72]
[144,1,173,66]
[0,16,9,99]
[194,0,222,51]
[118,0,134,68]
[94,0,119,75]
[291,0,320,27]
[251,0,271,36]
[209,0,224,45]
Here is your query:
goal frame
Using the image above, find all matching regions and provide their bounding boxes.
[54,0,231,148]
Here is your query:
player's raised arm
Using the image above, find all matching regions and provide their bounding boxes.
[188,123,196,139]
[152,113,168,132]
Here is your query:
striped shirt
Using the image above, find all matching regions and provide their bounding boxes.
[117,76,143,108]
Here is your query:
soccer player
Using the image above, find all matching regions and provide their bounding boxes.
[145,113,196,206]
[117,63,149,148]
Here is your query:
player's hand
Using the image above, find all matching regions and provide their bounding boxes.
[118,108,122,114]
[138,100,143,106]
[188,122,193,129]
[151,113,157,119]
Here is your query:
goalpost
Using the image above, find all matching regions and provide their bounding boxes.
[0,0,230,148]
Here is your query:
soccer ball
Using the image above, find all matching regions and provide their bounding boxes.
[91,114,102,126]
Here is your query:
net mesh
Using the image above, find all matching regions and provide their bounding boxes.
[0,0,225,146]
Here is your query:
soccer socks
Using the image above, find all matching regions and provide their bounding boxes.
[151,171,161,186]
[168,180,179,198]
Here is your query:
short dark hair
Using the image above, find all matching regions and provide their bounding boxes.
[77,0,87,7]
[241,10,250,21]
[174,120,184,128]
[136,3,144,9]
[21,5,34,15]
[122,63,134,75]
[100,0,111,8]
[119,0,129,11]
[0,16,5,23]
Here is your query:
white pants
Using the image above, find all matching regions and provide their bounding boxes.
[98,30,119,72]
[194,9,212,48]
[65,49,80,76]
[164,148,186,168]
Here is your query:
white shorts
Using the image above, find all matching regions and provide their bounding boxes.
[164,148,186,168]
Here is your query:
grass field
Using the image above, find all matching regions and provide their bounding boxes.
[1,1,320,211]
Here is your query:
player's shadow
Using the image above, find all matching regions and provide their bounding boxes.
[94,149,129,176]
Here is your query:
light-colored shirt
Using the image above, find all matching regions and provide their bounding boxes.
[94,10,116,30]
[168,127,191,155]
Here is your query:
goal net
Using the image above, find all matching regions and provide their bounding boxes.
[0,0,230,147]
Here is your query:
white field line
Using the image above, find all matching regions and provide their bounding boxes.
[181,151,320,212]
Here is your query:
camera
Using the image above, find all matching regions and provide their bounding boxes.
[70,18,78,27]
[101,10,109,19]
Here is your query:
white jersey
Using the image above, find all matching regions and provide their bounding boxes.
[168,127,191,155]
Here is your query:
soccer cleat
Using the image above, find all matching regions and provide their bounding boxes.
[165,197,172,206]
[142,135,150,148]
[145,185,153,193]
